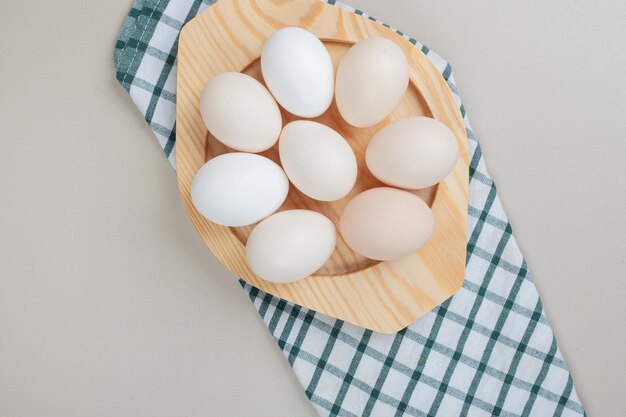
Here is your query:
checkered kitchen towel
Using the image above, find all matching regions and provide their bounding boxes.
[114,1,586,415]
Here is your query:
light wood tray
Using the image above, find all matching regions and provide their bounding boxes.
[176,0,468,333]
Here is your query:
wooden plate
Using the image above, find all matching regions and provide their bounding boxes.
[176,0,468,333]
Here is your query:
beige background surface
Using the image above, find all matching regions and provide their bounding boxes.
[1,0,624,416]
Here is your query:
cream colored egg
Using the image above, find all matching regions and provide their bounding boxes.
[191,153,289,227]
[261,27,334,118]
[279,121,357,201]
[335,37,409,127]
[366,116,459,189]
[200,72,282,152]
[340,187,434,261]
[246,210,337,283]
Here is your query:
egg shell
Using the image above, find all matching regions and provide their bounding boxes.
[340,187,434,261]
[246,210,337,283]
[261,27,334,118]
[279,121,357,201]
[191,153,288,227]
[366,116,459,189]
[200,72,282,152]
[335,37,409,127]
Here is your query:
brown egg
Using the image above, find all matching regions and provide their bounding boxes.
[339,187,435,261]
[335,37,409,128]
[365,116,459,189]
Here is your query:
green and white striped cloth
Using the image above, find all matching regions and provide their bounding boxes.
[114,1,586,415]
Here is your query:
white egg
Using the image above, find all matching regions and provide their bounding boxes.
[365,117,459,189]
[200,72,282,152]
[191,153,288,227]
[335,37,409,127]
[261,27,334,118]
[246,210,336,283]
[279,121,357,201]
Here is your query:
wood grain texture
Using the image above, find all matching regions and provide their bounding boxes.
[176,0,468,333]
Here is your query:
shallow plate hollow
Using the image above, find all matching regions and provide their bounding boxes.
[176,0,469,333]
